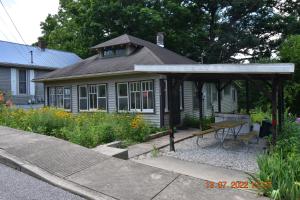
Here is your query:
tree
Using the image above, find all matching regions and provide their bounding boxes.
[39,0,287,62]
[280,35,300,115]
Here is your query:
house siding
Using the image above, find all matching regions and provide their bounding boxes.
[35,70,49,102]
[0,67,11,93]
[181,81,238,119]
[44,73,164,127]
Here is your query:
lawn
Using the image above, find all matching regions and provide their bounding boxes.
[0,106,162,148]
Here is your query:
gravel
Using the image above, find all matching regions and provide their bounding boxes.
[135,133,266,173]
[0,163,85,200]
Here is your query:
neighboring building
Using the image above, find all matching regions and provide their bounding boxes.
[35,34,238,127]
[0,40,81,105]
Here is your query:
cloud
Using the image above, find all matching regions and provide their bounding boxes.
[0,0,59,44]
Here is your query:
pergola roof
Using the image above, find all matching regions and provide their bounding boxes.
[135,63,294,74]
[134,63,295,80]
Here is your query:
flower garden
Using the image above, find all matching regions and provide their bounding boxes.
[0,106,161,148]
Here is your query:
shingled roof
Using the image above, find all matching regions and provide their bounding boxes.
[36,34,196,81]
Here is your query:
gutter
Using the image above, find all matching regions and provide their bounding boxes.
[33,70,139,82]
[0,62,58,71]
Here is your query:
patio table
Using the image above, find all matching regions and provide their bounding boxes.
[210,120,246,144]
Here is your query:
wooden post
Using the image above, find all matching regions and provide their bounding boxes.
[217,81,221,113]
[246,80,250,114]
[167,76,175,151]
[278,79,284,132]
[159,79,165,128]
[271,78,278,145]
[197,81,204,130]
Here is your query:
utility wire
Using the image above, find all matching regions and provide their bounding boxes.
[0,0,30,51]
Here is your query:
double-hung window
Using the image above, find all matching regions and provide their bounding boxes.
[63,88,71,110]
[142,81,154,112]
[130,82,141,111]
[117,83,129,111]
[49,87,56,106]
[56,87,64,108]
[79,84,107,111]
[48,86,70,110]
[89,85,97,110]
[18,69,27,94]
[117,80,155,113]
[79,86,88,111]
[97,84,107,111]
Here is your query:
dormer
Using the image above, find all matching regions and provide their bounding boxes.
[91,34,143,58]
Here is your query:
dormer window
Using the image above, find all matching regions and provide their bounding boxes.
[102,46,126,58]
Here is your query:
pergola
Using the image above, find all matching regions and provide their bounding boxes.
[135,63,295,151]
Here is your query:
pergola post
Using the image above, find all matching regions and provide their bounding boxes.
[167,76,175,151]
[246,80,250,114]
[196,81,204,130]
[278,79,284,132]
[217,81,221,113]
[271,77,279,145]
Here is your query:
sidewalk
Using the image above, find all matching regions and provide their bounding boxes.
[0,126,267,200]
[128,129,195,158]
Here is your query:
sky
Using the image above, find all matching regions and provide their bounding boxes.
[0,0,59,45]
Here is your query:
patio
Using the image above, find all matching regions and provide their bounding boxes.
[160,133,266,173]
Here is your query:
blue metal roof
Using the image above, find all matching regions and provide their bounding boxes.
[0,40,81,69]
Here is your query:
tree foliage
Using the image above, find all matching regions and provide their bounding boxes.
[280,35,300,115]
[39,0,295,62]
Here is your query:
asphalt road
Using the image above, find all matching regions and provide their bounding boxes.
[0,163,85,200]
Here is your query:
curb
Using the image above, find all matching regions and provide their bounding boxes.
[0,149,115,200]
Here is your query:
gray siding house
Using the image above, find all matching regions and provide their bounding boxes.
[36,34,237,127]
[0,40,81,105]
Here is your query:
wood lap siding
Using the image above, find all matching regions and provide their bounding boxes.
[72,85,78,113]
[0,67,11,93]
[44,74,163,127]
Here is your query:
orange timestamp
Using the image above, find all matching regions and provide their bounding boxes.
[205,180,272,189]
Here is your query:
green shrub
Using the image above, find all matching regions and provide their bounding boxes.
[250,118,300,200]
[0,107,161,148]
[250,107,271,124]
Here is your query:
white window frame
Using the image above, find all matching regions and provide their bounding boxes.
[88,85,97,111]
[129,82,141,112]
[56,87,64,108]
[141,81,154,113]
[79,85,88,111]
[117,83,129,112]
[63,87,71,111]
[97,84,107,111]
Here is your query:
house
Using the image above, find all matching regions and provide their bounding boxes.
[0,40,81,105]
[35,34,238,127]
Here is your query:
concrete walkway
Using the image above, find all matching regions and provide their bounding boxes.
[128,129,195,158]
[0,126,267,200]
[134,156,250,184]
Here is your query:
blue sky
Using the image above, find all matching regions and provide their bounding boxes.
[0,0,59,44]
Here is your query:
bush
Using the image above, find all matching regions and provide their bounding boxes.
[182,115,214,130]
[250,118,300,200]
[0,107,160,148]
